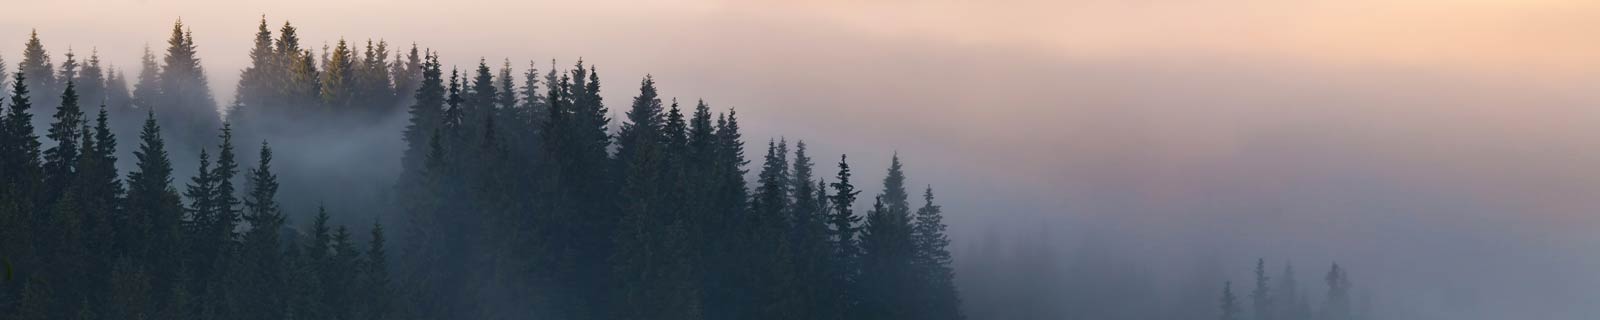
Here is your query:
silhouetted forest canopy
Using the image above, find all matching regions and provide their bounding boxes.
[0,18,1366,320]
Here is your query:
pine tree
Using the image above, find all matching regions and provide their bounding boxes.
[43,80,86,201]
[389,44,422,109]
[362,220,391,320]
[19,30,59,116]
[1275,262,1306,320]
[237,141,285,320]
[1321,263,1352,320]
[610,75,700,320]
[826,154,863,315]
[232,16,276,124]
[859,193,915,319]
[0,72,44,289]
[124,111,186,314]
[75,50,107,107]
[157,19,220,148]
[1252,258,1274,320]
[1221,281,1241,320]
[354,39,395,116]
[912,185,962,320]
[321,39,355,111]
[131,45,161,112]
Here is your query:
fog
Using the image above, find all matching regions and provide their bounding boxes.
[6,0,1600,318]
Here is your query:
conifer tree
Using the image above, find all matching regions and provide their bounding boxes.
[1321,263,1352,320]
[1221,281,1241,320]
[0,72,44,286]
[1274,262,1309,320]
[43,80,85,202]
[912,185,962,320]
[19,30,59,114]
[232,16,276,124]
[1252,258,1274,320]
[826,154,863,315]
[131,45,161,111]
[58,49,78,86]
[390,44,423,108]
[610,75,700,319]
[237,141,285,320]
[321,39,355,111]
[362,221,391,320]
[400,53,443,189]
[75,50,107,107]
[124,111,186,313]
[157,19,220,148]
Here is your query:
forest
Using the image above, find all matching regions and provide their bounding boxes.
[0,18,1367,320]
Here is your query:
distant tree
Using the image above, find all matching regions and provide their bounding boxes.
[75,50,107,107]
[236,141,286,320]
[1221,281,1241,320]
[232,16,276,124]
[131,45,161,112]
[389,44,423,108]
[157,19,220,149]
[1321,263,1352,320]
[362,220,391,320]
[43,80,86,200]
[123,111,186,315]
[320,39,355,111]
[1253,258,1274,320]
[19,30,59,115]
[912,185,963,320]
[826,154,863,315]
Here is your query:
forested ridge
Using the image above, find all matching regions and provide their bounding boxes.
[0,17,1381,320]
[0,18,968,320]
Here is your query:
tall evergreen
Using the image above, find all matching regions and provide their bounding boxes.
[0,72,44,288]
[826,154,863,315]
[610,75,700,320]
[1252,258,1274,320]
[232,16,276,124]
[362,221,391,320]
[157,19,220,148]
[123,111,186,314]
[19,30,59,115]
[1321,263,1352,320]
[389,44,423,109]
[912,185,962,320]
[75,50,107,107]
[237,141,285,320]
[1221,281,1241,320]
[400,52,443,190]
[43,80,85,202]
[321,39,355,111]
[131,45,161,112]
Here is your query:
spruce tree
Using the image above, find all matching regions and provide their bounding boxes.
[1221,281,1241,320]
[75,50,107,107]
[43,80,85,201]
[131,45,161,112]
[124,111,186,314]
[232,16,276,124]
[912,185,962,320]
[320,39,355,111]
[362,221,391,320]
[237,141,285,320]
[0,72,44,280]
[1321,263,1352,320]
[826,154,863,315]
[1252,258,1274,320]
[157,19,220,148]
[19,30,58,114]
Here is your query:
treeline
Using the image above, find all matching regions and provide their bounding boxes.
[0,17,966,320]
[1220,259,1363,320]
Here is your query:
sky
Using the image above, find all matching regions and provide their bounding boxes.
[6,0,1600,318]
